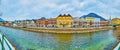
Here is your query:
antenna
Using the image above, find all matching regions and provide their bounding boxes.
[62,8,71,14]
[57,7,67,15]
[66,8,72,14]
[57,8,64,15]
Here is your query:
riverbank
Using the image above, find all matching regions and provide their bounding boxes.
[3,26,112,34]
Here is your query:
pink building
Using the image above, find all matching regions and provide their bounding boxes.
[47,18,56,27]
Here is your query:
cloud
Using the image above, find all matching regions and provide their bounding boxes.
[20,0,30,6]
[1,0,120,21]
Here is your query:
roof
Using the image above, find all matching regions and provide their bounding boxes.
[57,14,72,17]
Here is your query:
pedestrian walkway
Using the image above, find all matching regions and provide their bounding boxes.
[0,33,15,50]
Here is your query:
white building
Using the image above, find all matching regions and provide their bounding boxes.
[26,20,36,27]
[73,17,81,27]
[94,18,100,27]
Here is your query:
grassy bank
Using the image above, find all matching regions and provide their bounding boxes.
[4,26,112,34]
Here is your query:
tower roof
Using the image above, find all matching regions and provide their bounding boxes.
[57,14,73,17]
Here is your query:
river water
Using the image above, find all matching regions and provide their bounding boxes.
[0,26,119,50]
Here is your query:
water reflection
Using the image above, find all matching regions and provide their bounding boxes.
[55,34,72,50]
[113,27,120,41]
[0,26,118,50]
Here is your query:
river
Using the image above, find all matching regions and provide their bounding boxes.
[0,26,119,50]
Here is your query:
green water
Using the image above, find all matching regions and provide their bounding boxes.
[0,26,118,50]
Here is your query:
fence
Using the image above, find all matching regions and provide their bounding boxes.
[0,33,15,50]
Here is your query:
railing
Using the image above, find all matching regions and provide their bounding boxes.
[0,34,15,50]
[113,42,120,50]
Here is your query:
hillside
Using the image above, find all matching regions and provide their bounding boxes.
[80,13,106,21]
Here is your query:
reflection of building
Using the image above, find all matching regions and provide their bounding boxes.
[56,34,72,49]
[113,26,120,40]
[48,18,56,27]
[56,14,73,28]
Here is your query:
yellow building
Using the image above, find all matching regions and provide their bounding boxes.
[56,14,73,28]
[86,17,95,26]
[117,19,120,24]
[86,17,94,22]
[111,18,120,25]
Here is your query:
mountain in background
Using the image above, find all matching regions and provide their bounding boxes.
[80,13,106,21]
[0,18,5,22]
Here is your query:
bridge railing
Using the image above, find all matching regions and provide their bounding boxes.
[0,33,15,50]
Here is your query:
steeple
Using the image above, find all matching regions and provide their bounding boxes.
[59,14,62,16]
[68,14,71,16]
[109,16,111,20]
[109,16,111,25]
[63,14,66,16]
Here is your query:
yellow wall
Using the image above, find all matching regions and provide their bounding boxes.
[111,18,120,25]
[56,15,73,28]
[117,19,120,24]
[86,17,94,22]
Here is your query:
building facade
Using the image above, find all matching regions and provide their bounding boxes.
[116,19,120,24]
[47,18,56,27]
[111,18,120,26]
[26,20,36,27]
[56,14,73,28]
[100,20,108,26]
[86,17,95,27]
[94,18,100,27]
[36,17,48,27]
[73,17,81,27]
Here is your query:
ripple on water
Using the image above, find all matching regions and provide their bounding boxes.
[0,26,118,50]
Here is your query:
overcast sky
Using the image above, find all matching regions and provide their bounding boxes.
[0,0,120,21]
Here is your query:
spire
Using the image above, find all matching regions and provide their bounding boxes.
[109,16,111,21]
[109,16,111,25]
[58,14,62,17]
[63,14,66,16]
[59,14,62,16]
[68,14,71,16]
